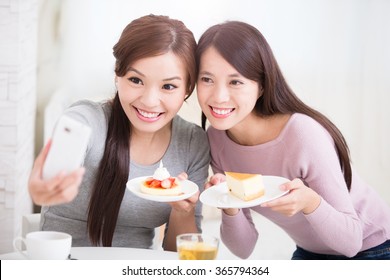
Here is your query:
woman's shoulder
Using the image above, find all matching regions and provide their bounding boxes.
[67,99,110,116]
[173,115,207,138]
[283,113,334,148]
[289,113,320,126]
[171,116,209,157]
[286,113,330,136]
[64,99,111,125]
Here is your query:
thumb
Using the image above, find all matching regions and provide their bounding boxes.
[31,140,52,177]
[35,140,52,166]
[279,178,302,191]
[210,175,224,185]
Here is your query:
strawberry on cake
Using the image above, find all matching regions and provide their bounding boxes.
[141,161,182,196]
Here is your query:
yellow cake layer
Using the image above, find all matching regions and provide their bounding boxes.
[225,171,265,201]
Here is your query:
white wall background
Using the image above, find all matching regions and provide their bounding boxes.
[0,0,37,254]
[37,0,390,206]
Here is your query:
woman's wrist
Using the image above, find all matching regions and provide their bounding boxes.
[223,208,240,216]
[303,190,321,214]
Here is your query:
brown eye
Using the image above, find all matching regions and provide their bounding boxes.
[201,77,212,83]
[128,77,143,85]
[162,84,177,90]
[230,80,243,86]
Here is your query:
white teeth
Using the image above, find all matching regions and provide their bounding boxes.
[212,107,233,115]
[137,109,160,118]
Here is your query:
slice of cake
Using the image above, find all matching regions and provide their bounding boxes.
[141,161,182,196]
[141,177,181,196]
[225,172,265,201]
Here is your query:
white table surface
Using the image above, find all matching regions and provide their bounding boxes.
[0,246,178,260]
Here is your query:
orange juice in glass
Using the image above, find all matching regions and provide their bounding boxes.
[177,233,219,260]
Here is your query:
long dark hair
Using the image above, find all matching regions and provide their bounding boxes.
[87,15,197,246]
[196,21,352,190]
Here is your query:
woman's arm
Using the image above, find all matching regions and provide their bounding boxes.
[28,140,85,206]
[221,208,259,259]
[163,124,211,251]
[163,189,199,251]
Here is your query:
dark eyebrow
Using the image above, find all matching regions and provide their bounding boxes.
[163,76,182,82]
[199,71,214,77]
[228,73,242,78]
[199,71,242,78]
[128,67,145,77]
[128,67,182,82]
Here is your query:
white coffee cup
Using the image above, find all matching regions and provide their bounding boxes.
[13,231,72,260]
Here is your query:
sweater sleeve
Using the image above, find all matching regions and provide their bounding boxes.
[220,208,259,259]
[291,117,362,257]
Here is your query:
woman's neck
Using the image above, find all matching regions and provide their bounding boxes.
[129,122,172,165]
[227,113,290,146]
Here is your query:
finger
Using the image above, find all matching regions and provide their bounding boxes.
[169,200,195,214]
[261,193,293,208]
[57,183,80,203]
[53,168,85,193]
[204,181,213,190]
[170,191,199,210]
[177,172,188,181]
[210,173,225,185]
[44,184,79,206]
[186,191,199,203]
[43,169,85,205]
[30,171,66,198]
[31,140,52,178]
[170,191,199,207]
[268,207,297,217]
[35,168,84,202]
[37,140,52,165]
[279,178,303,192]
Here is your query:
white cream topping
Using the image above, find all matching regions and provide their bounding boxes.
[153,161,170,180]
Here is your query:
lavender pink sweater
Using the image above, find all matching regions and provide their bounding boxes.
[208,113,390,258]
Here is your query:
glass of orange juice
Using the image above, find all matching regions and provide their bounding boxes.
[176,233,219,260]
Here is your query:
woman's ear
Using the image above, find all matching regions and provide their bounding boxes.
[258,85,264,99]
[184,88,191,100]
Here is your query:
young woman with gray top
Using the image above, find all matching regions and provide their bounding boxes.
[28,15,210,251]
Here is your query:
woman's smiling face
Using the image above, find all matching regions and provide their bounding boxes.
[116,51,187,134]
[197,47,260,130]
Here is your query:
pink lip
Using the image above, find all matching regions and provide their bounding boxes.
[134,107,163,123]
[209,106,234,119]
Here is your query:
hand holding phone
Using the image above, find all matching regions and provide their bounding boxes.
[42,115,92,180]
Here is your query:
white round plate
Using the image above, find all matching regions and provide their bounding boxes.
[127,176,199,202]
[199,176,290,208]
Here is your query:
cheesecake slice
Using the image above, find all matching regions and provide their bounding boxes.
[225,172,265,201]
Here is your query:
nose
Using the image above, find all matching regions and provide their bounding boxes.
[213,85,230,103]
[140,87,160,107]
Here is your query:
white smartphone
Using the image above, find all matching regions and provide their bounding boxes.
[42,115,92,180]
